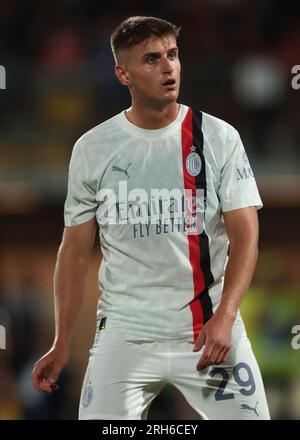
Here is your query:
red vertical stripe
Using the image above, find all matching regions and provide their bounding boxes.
[181,108,206,341]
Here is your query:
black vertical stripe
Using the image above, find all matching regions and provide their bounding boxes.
[192,109,214,323]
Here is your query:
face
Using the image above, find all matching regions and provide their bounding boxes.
[115,34,181,108]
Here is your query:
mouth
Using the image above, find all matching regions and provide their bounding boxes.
[162,78,176,89]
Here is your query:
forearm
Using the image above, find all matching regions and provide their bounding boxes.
[53,244,91,347]
[217,239,258,321]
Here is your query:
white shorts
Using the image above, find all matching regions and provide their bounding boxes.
[78,326,270,420]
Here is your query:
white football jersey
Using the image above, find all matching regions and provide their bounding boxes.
[64,104,262,342]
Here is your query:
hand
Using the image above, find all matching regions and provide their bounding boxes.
[31,343,69,393]
[193,310,234,371]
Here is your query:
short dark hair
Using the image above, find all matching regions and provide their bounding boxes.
[110,16,180,62]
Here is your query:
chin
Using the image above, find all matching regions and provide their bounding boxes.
[162,89,179,100]
[144,92,179,108]
[163,94,179,104]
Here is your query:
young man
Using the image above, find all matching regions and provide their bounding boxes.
[32,16,270,420]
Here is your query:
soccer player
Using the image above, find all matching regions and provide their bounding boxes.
[32,16,270,420]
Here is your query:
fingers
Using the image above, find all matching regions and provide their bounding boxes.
[39,378,54,393]
[32,359,49,391]
[196,342,214,370]
[36,378,59,393]
[32,359,61,393]
[215,346,230,365]
[207,345,221,365]
[50,383,59,392]
[196,343,231,371]
[36,378,59,394]
[47,364,62,387]
[193,329,205,352]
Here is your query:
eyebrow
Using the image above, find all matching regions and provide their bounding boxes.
[142,47,179,60]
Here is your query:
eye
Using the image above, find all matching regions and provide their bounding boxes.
[146,55,156,64]
[168,51,177,60]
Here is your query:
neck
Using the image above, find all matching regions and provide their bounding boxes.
[125,100,180,129]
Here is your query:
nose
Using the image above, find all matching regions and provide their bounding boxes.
[160,55,173,74]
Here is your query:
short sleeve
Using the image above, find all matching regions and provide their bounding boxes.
[218,127,263,213]
[64,139,98,226]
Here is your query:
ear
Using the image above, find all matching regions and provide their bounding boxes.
[115,64,131,87]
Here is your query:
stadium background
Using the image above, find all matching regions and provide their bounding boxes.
[0,0,300,420]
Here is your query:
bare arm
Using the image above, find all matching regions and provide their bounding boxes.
[217,206,259,320]
[194,206,259,370]
[54,218,98,347]
[32,218,98,392]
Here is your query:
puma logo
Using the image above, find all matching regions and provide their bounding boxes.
[112,162,131,178]
[241,401,259,417]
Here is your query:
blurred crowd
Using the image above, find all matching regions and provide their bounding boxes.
[0,275,73,419]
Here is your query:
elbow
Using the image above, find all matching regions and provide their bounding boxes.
[57,241,91,265]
